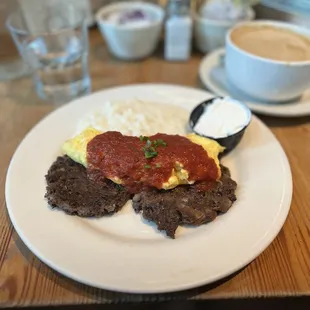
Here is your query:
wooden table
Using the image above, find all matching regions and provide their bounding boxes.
[1,28,310,307]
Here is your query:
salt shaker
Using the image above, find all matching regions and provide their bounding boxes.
[164,0,193,61]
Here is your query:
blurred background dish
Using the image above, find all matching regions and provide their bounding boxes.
[194,1,255,54]
[225,20,310,102]
[96,1,164,60]
[198,48,310,117]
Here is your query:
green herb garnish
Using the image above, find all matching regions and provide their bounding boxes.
[140,135,149,142]
[141,136,167,159]
[145,139,152,147]
[153,139,167,148]
[143,147,158,159]
[144,164,151,169]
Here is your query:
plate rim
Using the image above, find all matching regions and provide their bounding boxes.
[199,48,310,118]
[5,84,293,293]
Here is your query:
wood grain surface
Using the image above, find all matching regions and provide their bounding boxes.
[1,29,310,307]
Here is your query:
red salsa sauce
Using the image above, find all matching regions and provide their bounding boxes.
[86,131,219,193]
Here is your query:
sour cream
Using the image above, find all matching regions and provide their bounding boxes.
[193,97,251,138]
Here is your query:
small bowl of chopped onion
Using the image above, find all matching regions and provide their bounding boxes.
[96,1,164,60]
[189,96,252,154]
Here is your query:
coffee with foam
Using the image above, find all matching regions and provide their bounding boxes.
[231,25,310,62]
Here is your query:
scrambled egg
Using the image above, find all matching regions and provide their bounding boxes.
[62,127,101,167]
[62,127,225,190]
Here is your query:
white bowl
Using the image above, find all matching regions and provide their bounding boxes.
[194,8,255,54]
[96,1,164,60]
[225,20,310,102]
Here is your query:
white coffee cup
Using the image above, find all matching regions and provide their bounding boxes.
[225,20,310,102]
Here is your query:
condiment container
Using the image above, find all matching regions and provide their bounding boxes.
[164,0,193,61]
[189,96,252,153]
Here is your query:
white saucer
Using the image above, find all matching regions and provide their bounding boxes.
[199,48,310,117]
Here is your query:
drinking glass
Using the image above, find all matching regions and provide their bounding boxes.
[6,3,91,104]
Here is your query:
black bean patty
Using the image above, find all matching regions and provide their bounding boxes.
[132,165,237,238]
[45,156,131,217]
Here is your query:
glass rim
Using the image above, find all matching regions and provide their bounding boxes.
[6,6,86,37]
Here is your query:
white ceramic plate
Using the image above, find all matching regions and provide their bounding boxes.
[199,48,310,117]
[5,84,292,294]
